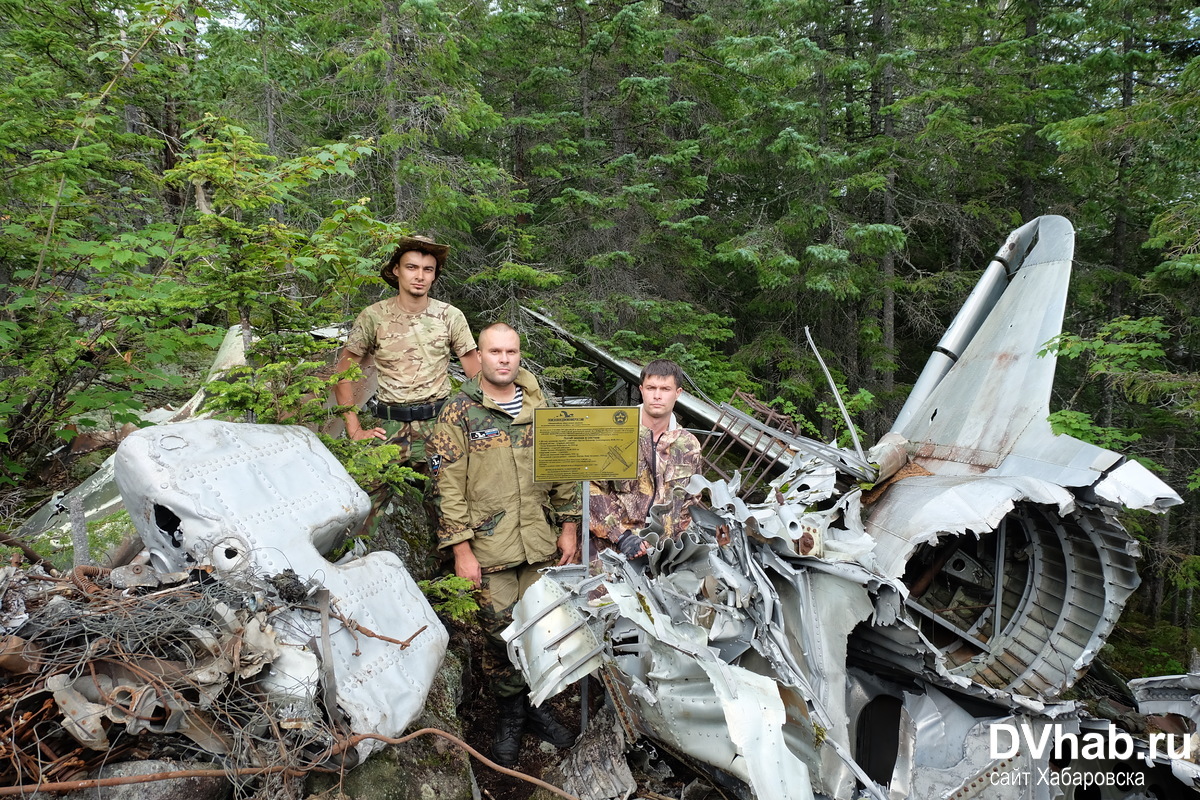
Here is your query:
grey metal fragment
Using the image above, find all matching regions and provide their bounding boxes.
[549,706,637,800]
[109,561,160,588]
[113,419,448,759]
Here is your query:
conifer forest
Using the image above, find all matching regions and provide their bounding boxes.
[1,0,1198,654]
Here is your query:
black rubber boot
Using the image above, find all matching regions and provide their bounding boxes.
[525,699,576,749]
[491,694,527,767]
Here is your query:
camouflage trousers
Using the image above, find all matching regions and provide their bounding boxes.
[379,417,438,465]
[478,559,555,699]
[360,417,438,537]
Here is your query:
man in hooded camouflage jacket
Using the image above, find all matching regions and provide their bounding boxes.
[429,322,580,766]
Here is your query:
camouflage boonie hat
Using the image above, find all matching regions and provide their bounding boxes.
[381,235,451,287]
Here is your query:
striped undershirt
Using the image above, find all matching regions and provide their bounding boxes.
[493,386,523,418]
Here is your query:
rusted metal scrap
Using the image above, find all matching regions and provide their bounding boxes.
[0,565,329,788]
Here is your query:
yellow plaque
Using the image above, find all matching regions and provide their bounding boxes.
[534,406,639,483]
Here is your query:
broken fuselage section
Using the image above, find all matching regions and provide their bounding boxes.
[509,216,1187,799]
[113,419,448,761]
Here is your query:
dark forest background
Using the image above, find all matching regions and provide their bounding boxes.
[1,0,1197,649]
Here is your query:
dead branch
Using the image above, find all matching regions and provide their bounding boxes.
[0,532,52,569]
[0,728,581,800]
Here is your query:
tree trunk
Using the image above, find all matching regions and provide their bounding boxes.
[872,0,896,435]
[1147,432,1176,619]
[842,0,857,143]
[1019,0,1040,221]
[1185,515,1197,633]
[382,0,412,220]
[262,17,284,223]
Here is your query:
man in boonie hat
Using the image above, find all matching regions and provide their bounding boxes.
[333,235,480,465]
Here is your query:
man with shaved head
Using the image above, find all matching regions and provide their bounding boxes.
[428,322,580,766]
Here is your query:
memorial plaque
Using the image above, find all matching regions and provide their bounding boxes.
[533,406,639,483]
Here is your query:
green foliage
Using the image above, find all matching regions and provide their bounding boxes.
[84,509,136,569]
[202,334,342,426]
[0,509,135,570]
[467,261,565,291]
[814,388,877,448]
[581,296,753,402]
[1042,316,1169,376]
[1042,315,1189,478]
[0,238,224,482]
[1171,556,1200,593]
[417,575,479,623]
[1130,647,1185,677]
[320,436,424,494]
[768,385,877,447]
[166,117,384,333]
[1103,616,1197,678]
[1047,410,1143,452]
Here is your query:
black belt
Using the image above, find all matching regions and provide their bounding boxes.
[368,397,447,423]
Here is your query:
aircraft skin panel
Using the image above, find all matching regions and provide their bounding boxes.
[113,420,449,761]
[898,244,1070,472]
[864,474,1076,578]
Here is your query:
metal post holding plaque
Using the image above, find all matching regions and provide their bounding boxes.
[533,406,639,733]
[579,477,590,733]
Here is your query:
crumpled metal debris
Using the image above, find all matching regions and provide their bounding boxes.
[508,216,1190,799]
[0,420,447,790]
[0,567,286,786]
[113,419,448,760]
[0,565,34,633]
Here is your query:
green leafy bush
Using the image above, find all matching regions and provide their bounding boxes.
[417,575,479,624]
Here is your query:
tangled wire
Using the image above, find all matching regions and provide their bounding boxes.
[0,564,350,796]
[0,562,579,800]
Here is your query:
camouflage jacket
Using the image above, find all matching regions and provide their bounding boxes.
[590,412,702,541]
[429,369,581,571]
[345,297,476,405]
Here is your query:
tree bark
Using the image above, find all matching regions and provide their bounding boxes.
[1019,0,1040,221]
[1147,432,1176,619]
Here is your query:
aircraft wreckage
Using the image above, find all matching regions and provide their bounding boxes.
[0,420,448,791]
[509,215,1192,799]
[0,214,1191,799]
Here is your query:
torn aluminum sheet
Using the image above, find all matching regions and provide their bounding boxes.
[114,419,447,759]
[549,705,638,800]
[508,516,889,800]
[1129,673,1200,735]
[510,216,1188,799]
[895,688,1068,800]
[48,656,239,755]
[687,473,875,566]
